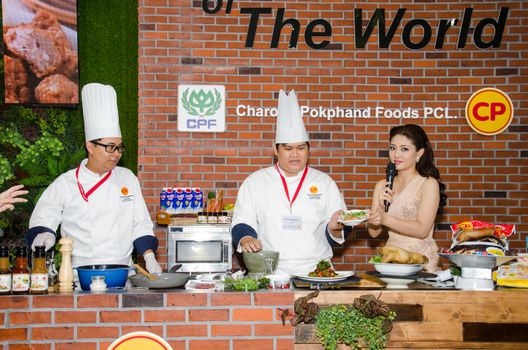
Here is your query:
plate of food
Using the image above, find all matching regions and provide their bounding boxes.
[295,260,354,282]
[338,209,369,226]
[372,262,423,276]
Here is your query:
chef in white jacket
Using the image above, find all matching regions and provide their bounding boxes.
[231,90,351,276]
[26,83,162,273]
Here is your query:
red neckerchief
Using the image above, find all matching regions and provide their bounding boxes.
[76,165,112,202]
[275,163,308,210]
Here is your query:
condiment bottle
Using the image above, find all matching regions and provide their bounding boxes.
[90,275,107,292]
[197,212,207,224]
[11,246,30,295]
[31,246,48,294]
[47,250,58,292]
[207,212,218,224]
[0,246,11,295]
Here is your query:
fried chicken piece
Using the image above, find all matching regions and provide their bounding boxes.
[378,246,428,264]
[456,228,494,243]
[4,56,31,103]
[4,11,76,79]
[35,74,78,103]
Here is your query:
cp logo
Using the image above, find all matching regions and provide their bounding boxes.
[465,88,513,136]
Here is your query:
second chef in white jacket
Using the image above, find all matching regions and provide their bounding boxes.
[231,90,351,276]
[26,83,162,273]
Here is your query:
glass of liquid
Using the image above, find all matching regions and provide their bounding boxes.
[264,258,275,275]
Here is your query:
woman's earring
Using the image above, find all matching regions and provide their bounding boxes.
[416,157,420,163]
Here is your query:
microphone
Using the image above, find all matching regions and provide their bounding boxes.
[384,162,396,212]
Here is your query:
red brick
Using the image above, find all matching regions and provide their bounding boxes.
[55,343,97,350]
[167,340,186,350]
[166,324,208,337]
[0,328,27,341]
[100,310,141,323]
[233,339,274,350]
[211,293,251,306]
[77,326,119,339]
[9,311,52,325]
[55,311,97,323]
[144,309,185,322]
[254,292,295,306]
[32,295,74,309]
[233,308,273,321]
[77,294,119,308]
[189,340,229,350]
[277,338,295,350]
[31,327,73,340]
[189,309,229,321]
[0,296,29,309]
[211,324,251,336]
[121,325,164,335]
[255,323,294,336]
[8,344,51,350]
[167,293,207,306]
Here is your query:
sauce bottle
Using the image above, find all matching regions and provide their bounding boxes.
[0,246,11,295]
[31,246,48,294]
[11,246,30,294]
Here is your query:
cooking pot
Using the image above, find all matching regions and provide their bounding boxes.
[76,264,133,291]
[129,272,190,289]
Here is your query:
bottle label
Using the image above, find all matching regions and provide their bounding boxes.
[12,273,30,292]
[31,273,49,291]
[0,274,12,292]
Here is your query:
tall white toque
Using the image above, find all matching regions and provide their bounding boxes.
[275,89,309,144]
[81,83,122,142]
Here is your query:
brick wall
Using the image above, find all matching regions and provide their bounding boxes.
[0,291,294,350]
[138,0,528,270]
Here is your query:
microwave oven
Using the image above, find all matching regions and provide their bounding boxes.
[167,225,232,273]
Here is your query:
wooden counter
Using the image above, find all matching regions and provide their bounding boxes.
[294,289,528,349]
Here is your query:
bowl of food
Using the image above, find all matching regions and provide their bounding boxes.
[373,262,423,276]
[338,209,369,226]
[76,264,132,291]
[243,251,279,275]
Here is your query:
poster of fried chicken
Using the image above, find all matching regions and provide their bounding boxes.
[2,0,78,105]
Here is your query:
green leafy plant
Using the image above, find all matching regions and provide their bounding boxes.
[315,296,396,350]
[223,276,270,291]
[0,107,85,243]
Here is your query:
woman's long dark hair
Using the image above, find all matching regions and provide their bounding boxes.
[389,124,447,213]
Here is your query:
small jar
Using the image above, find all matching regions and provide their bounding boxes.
[207,212,218,224]
[219,211,231,224]
[90,275,107,292]
[197,212,207,224]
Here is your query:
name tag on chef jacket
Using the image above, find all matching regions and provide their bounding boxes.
[282,215,302,230]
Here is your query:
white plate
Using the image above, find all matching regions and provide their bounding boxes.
[373,263,422,276]
[338,209,369,226]
[294,271,354,282]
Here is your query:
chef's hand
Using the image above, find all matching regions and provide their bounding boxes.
[31,232,56,251]
[328,210,344,231]
[0,184,28,213]
[144,251,162,274]
[239,236,262,253]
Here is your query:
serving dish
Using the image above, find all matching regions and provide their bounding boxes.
[372,262,423,276]
[294,271,354,282]
[129,272,189,289]
[338,209,369,226]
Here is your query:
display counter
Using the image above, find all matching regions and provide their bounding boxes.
[1,287,528,350]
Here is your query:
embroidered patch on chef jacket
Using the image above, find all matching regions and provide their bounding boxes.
[120,187,134,203]
[307,184,322,200]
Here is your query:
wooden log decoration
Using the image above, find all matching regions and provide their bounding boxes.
[291,290,320,326]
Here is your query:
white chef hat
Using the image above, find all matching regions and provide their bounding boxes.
[81,83,122,142]
[275,90,309,144]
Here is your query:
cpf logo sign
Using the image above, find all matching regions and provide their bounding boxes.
[465,88,513,136]
[178,85,226,132]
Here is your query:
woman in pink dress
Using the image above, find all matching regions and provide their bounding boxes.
[367,124,447,272]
